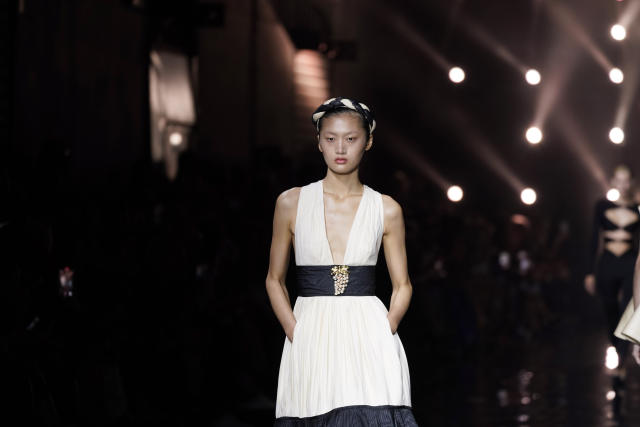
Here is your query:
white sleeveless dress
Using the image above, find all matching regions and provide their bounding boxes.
[274,180,417,426]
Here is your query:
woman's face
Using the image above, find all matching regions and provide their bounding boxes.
[317,113,372,175]
[611,169,632,195]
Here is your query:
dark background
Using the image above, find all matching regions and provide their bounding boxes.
[3,0,640,426]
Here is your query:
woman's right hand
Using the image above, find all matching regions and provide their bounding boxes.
[286,321,297,343]
[633,344,640,365]
[584,274,596,296]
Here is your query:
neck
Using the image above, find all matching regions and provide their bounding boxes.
[323,169,362,196]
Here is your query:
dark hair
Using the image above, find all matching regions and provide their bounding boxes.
[317,108,371,141]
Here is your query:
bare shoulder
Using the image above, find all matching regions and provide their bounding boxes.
[381,194,403,220]
[381,194,404,234]
[274,187,302,223]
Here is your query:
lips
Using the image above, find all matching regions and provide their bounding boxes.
[335,158,347,164]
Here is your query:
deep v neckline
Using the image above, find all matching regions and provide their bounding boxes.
[320,180,366,265]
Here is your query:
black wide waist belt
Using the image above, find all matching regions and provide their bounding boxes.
[296,265,376,296]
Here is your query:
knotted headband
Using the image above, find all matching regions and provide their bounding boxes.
[311,97,376,134]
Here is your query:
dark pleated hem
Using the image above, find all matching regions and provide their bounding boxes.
[274,404,418,426]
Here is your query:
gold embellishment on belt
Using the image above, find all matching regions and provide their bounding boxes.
[331,265,349,295]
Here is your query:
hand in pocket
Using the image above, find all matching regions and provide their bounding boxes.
[288,320,299,343]
[387,315,398,335]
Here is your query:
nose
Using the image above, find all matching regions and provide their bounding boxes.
[335,139,346,154]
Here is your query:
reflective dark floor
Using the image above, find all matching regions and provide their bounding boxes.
[403,286,640,427]
[226,282,640,427]
[410,283,640,427]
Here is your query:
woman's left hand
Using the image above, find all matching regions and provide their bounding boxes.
[633,344,640,365]
[387,314,398,335]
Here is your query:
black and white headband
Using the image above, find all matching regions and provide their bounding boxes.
[311,97,376,134]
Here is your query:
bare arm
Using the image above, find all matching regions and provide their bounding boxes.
[633,251,640,309]
[382,195,413,334]
[265,188,300,342]
[632,251,640,365]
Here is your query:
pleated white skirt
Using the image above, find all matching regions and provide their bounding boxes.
[275,296,412,419]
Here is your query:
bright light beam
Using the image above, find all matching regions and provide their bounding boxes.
[464,21,540,84]
[619,0,640,29]
[614,47,640,129]
[465,22,524,71]
[546,2,614,72]
[533,39,580,130]
[387,128,452,192]
[554,108,609,193]
[389,13,452,72]
[450,107,527,193]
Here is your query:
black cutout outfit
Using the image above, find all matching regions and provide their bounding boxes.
[589,199,640,361]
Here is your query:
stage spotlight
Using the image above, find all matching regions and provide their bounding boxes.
[169,132,183,146]
[609,127,625,144]
[525,69,541,85]
[607,188,621,201]
[611,24,627,41]
[609,67,624,84]
[447,185,464,202]
[521,188,537,205]
[149,49,196,181]
[449,66,465,83]
[526,126,543,144]
[606,346,619,370]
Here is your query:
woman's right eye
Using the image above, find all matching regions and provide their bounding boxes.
[327,137,334,142]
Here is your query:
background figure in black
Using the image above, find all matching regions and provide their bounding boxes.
[585,165,640,386]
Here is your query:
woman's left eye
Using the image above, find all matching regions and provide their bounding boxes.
[347,137,354,142]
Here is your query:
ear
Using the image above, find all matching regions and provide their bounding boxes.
[365,134,373,151]
[317,134,322,152]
